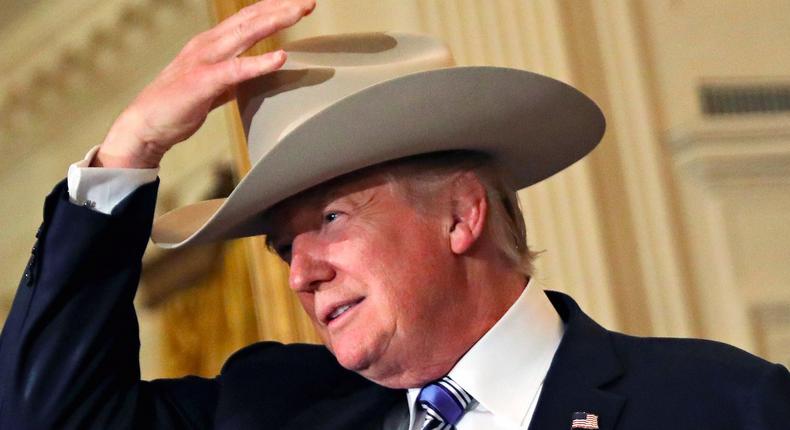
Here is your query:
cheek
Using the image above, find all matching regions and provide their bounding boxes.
[298,292,334,347]
[327,214,451,318]
[370,231,450,319]
[297,293,317,321]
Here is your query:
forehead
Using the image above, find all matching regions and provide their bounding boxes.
[261,165,396,237]
[260,150,484,242]
[266,150,486,218]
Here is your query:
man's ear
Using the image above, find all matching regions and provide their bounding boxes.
[449,172,488,255]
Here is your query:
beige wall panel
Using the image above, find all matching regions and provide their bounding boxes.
[638,0,790,128]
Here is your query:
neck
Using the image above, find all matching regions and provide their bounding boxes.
[391,261,526,388]
[462,257,528,345]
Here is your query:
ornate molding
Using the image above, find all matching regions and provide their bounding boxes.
[0,0,203,142]
[669,117,790,185]
[0,0,213,326]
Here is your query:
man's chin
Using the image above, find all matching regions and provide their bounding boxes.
[333,346,373,374]
[332,349,411,388]
[332,346,454,389]
[326,336,408,387]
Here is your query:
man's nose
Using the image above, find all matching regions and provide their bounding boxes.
[288,234,335,292]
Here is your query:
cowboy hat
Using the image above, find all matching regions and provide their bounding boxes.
[151,32,605,248]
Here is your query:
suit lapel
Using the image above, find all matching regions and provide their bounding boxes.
[528,292,626,430]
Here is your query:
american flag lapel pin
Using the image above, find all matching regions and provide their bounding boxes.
[570,411,599,429]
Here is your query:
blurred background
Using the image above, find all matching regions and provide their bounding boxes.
[1,0,789,379]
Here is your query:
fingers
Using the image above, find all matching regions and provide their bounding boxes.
[205,51,286,111]
[204,49,288,95]
[201,0,316,63]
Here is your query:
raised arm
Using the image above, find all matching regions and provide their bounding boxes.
[0,1,315,428]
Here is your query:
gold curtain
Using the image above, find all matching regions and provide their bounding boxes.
[159,240,260,376]
[210,0,320,344]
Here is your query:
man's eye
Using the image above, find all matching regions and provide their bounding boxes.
[323,211,340,223]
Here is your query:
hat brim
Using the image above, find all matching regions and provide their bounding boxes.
[152,66,605,248]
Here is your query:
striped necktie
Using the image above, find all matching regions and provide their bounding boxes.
[417,376,475,430]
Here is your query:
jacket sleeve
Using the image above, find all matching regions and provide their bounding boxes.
[0,179,218,429]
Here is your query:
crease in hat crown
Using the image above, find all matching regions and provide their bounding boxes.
[239,32,454,162]
[151,31,605,249]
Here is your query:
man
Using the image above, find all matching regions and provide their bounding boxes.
[1,1,788,429]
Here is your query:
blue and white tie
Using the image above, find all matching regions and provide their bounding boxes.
[417,376,475,430]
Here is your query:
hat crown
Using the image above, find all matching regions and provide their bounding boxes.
[237,32,454,162]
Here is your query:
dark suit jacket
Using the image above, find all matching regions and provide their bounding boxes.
[1,180,788,429]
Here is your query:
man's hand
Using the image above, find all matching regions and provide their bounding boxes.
[93,0,316,168]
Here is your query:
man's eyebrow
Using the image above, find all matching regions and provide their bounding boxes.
[260,182,358,251]
[315,185,346,206]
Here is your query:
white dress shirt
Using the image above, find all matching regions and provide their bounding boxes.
[66,153,565,429]
[67,146,158,214]
[406,279,564,429]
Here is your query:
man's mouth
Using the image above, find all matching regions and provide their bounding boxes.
[330,304,353,319]
[324,298,364,325]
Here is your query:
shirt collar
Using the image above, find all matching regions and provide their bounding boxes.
[407,278,564,427]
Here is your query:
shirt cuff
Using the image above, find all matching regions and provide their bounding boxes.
[67,146,159,215]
